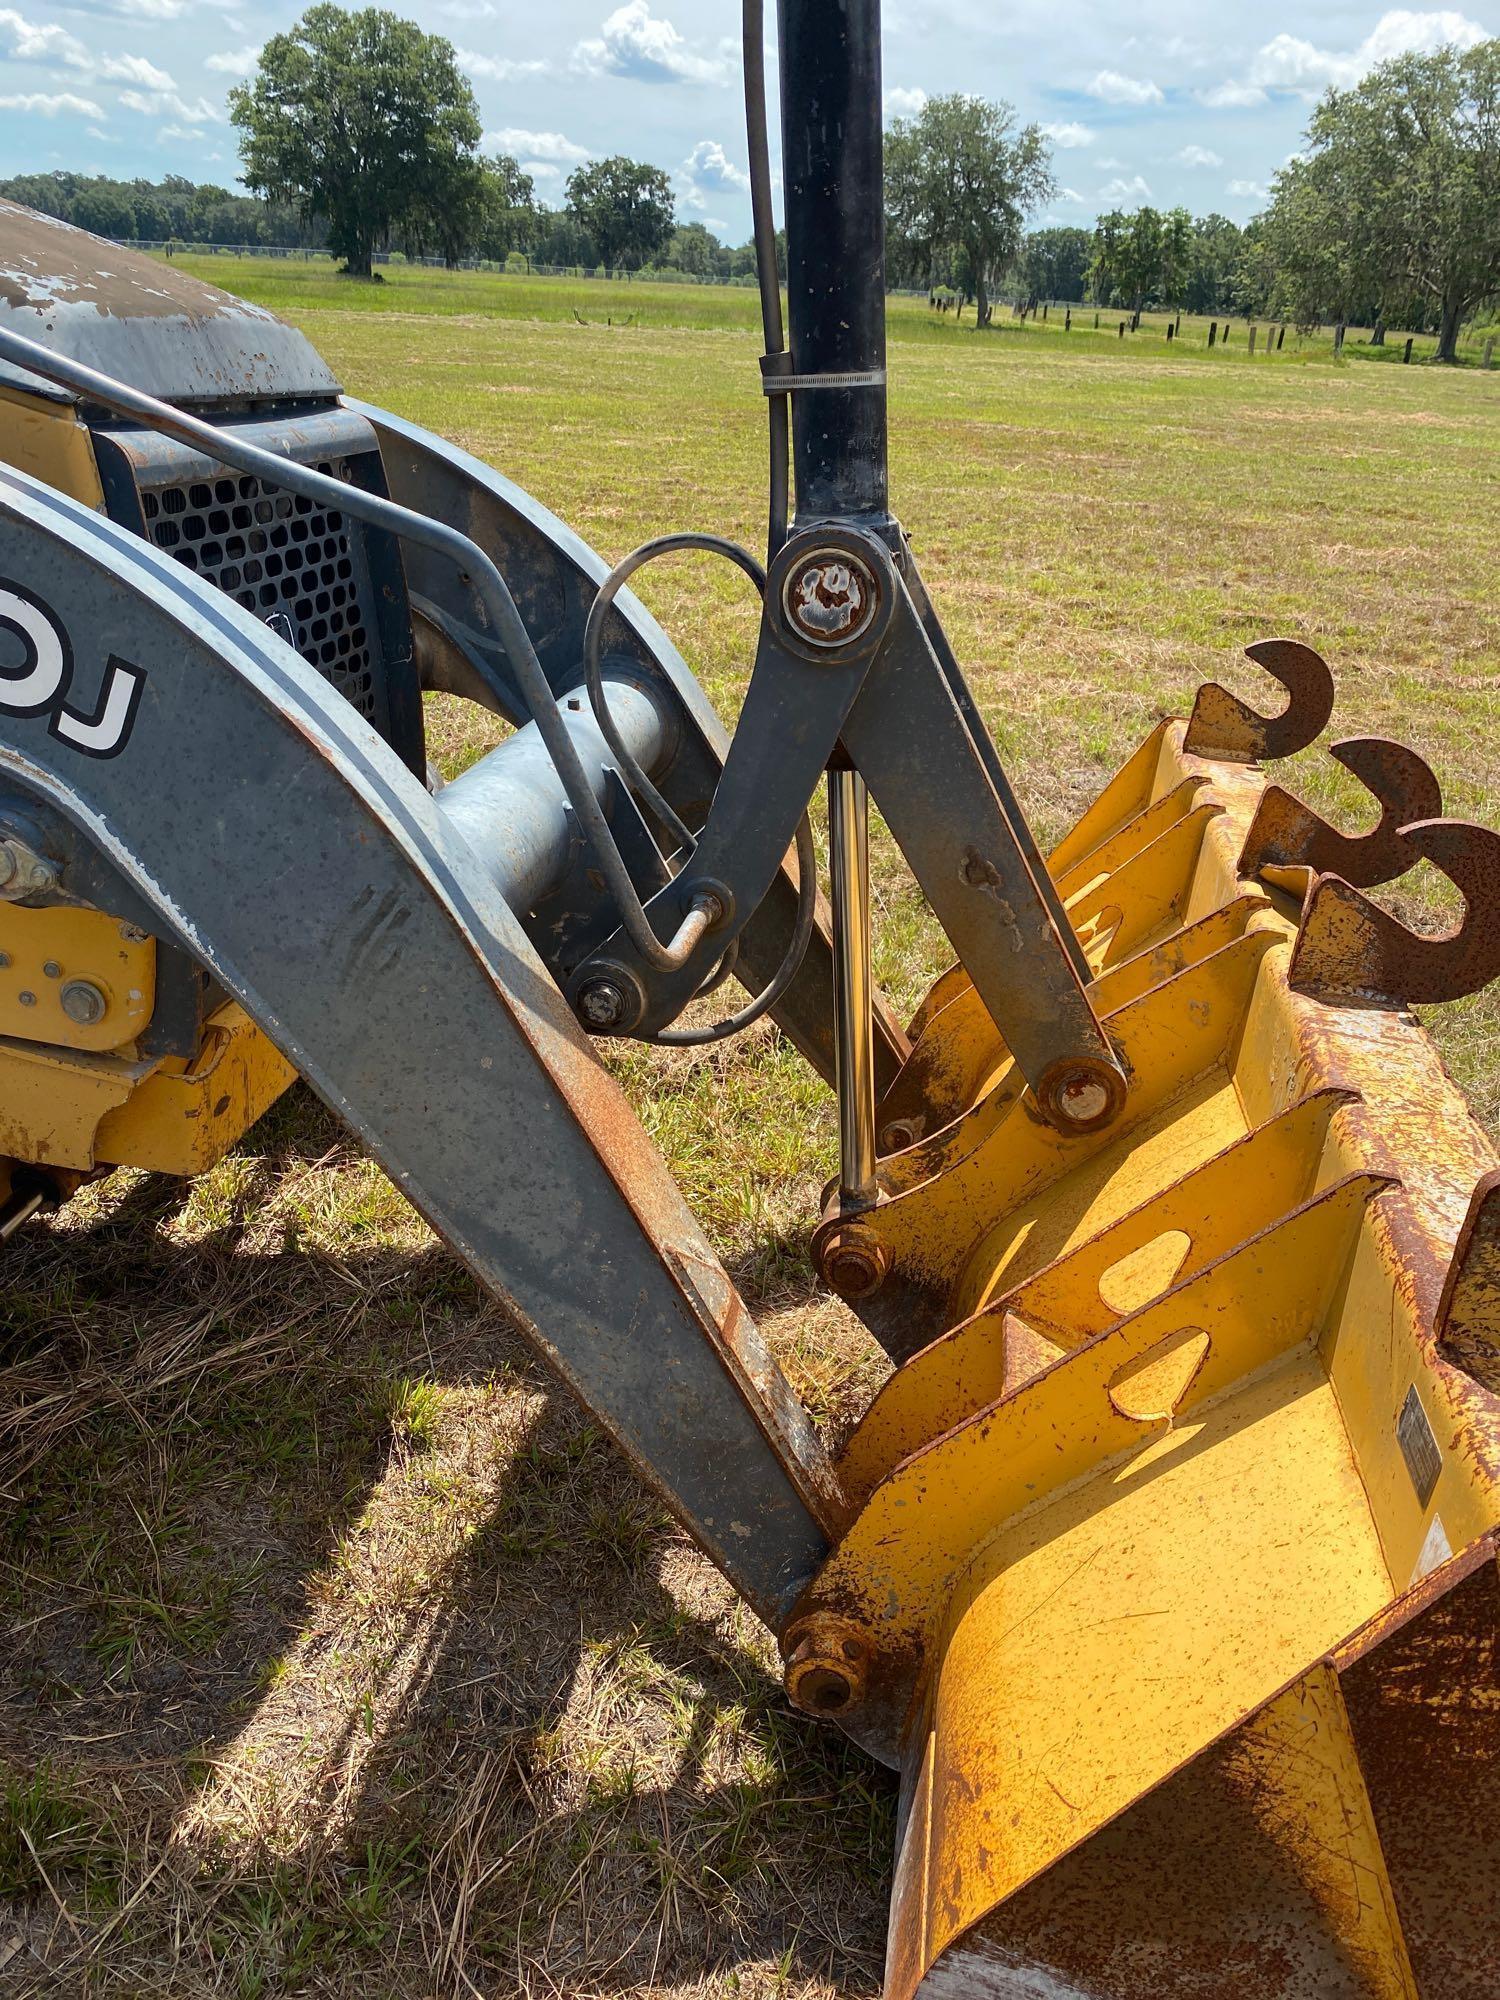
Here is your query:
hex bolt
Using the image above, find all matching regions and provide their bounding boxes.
[818,1219,890,1300]
[576,977,628,1030]
[17,990,35,1007]
[60,979,108,1027]
[783,1614,872,1717]
[42,960,62,980]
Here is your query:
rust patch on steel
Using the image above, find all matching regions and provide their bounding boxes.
[1184,638,1336,764]
[1290,817,1500,1005]
[1436,1170,1500,1395]
[1239,736,1442,887]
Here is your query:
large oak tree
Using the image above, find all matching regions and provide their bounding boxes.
[230,6,481,279]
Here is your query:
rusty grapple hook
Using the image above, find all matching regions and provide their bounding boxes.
[1184,638,1335,765]
[1239,736,1443,888]
[1289,817,1500,1006]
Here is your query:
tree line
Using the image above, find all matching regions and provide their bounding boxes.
[5,6,1494,353]
[888,43,1496,358]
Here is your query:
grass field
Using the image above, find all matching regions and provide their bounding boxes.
[3,259,1498,1998]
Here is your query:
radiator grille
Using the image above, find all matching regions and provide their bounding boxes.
[138,458,379,722]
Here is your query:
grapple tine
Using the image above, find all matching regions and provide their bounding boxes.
[1184,637,1335,763]
[1238,734,1443,887]
[1289,816,1500,1004]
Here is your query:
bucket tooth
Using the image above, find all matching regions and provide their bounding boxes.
[1184,637,1336,763]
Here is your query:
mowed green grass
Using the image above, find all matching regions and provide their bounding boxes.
[2,261,1498,1999]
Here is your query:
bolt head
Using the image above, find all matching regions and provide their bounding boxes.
[782,548,880,650]
[1037,1057,1126,1135]
[60,979,107,1027]
[818,1220,890,1300]
[577,977,627,1030]
[783,1615,871,1718]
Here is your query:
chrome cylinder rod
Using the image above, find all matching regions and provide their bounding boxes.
[828,767,878,1208]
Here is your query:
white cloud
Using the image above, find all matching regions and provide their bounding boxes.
[682,138,747,189]
[1086,69,1163,106]
[1198,80,1267,107]
[1175,143,1222,167]
[573,1,728,85]
[1053,186,1086,204]
[1095,154,1124,168]
[0,88,103,113]
[1042,119,1095,147]
[1228,177,1269,198]
[118,86,219,122]
[1099,173,1153,201]
[204,44,259,74]
[484,126,590,164]
[85,121,114,139]
[0,7,173,86]
[1205,11,1487,112]
[884,84,927,118]
[435,0,495,15]
[460,50,549,81]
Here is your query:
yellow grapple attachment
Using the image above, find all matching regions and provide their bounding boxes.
[790,651,1500,1999]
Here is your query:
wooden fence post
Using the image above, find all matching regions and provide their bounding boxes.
[1483,336,1495,369]
[1404,337,1414,364]
[1208,321,1217,347]
[1248,325,1257,354]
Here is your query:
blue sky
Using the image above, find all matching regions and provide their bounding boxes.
[0,0,1492,238]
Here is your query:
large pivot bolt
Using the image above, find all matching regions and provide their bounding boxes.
[816,1217,890,1300]
[782,1614,871,1718]
[768,526,897,663]
[571,962,646,1035]
[783,547,881,651]
[1037,1056,1128,1135]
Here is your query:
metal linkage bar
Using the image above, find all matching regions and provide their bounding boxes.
[829,766,878,1207]
[0,468,844,1625]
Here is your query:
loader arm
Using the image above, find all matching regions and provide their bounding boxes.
[0,466,841,1627]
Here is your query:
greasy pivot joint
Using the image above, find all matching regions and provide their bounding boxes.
[1036,1054,1129,1135]
[816,1216,890,1300]
[782,1613,872,1717]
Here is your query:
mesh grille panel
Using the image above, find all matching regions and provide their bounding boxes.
[138,459,379,722]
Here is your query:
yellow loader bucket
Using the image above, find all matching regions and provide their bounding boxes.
[791,651,1500,1998]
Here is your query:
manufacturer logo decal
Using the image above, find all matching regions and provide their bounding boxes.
[0,578,145,759]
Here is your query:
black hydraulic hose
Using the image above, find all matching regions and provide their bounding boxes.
[582,530,818,1043]
[743,0,790,558]
[0,326,692,978]
[581,531,766,857]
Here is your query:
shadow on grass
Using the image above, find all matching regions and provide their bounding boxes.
[0,1087,893,1999]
